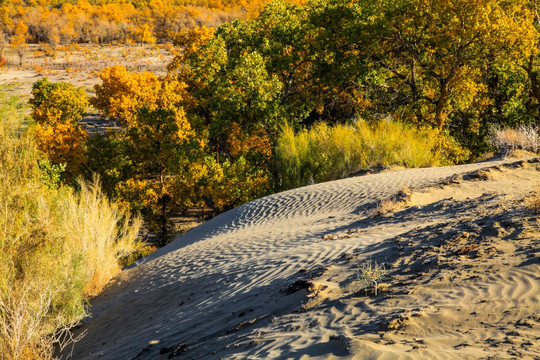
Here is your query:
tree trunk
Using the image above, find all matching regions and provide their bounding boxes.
[410,58,423,123]
[525,55,540,127]
[435,82,449,131]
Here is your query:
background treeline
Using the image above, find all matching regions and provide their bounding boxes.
[31,0,540,247]
[0,0,303,52]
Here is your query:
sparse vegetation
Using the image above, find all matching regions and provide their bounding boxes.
[0,90,146,359]
[368,187,412,218]
[527,187,540,214]
[489,125,540,155]
[369,199,405,218]
[355,260,389,296]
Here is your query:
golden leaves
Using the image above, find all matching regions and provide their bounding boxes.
[92,65,192,142]
[34,121,87,179]
[226,122,272,159]
[30,78,89,180]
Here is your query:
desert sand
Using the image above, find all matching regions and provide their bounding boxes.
[0,44,173,100]
[64,156,540,360]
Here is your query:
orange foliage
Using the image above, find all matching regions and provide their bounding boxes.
[34,122,87,178]
[116,178,173,212]
[168,25,215,74]
[92,65,192,141]
[0,0,305,46]
[227,122,272,159]
[29,78,89,180]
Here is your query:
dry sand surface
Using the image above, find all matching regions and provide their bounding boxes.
[64,157,540,360]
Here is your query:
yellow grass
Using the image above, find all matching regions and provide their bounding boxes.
[276,120,442,190]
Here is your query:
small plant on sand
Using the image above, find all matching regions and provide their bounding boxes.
[527,187,540,214]
[369,199,403,218]
[368,187,412,218]
[355,260,388,296]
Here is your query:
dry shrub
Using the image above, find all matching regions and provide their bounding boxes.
[369,199,407,218]
[527,187,540,214]
[368,186,412,218]
[489,125,540,154]
[368,199,401,217]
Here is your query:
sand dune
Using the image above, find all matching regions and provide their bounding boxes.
[65,157,540,360]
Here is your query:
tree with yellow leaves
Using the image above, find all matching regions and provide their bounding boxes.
[29,78,89,180]
[10,20,28,65]
[33,121,87,178]
[30,78,89,125]
[167,25,215,75]
[137,23,156,44]
[92,65,190,132]
[90,66,202,244]
[0,28,7,59]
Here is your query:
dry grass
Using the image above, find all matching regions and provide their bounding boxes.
[0,89,145,359]
[62,178,144,297]
[489,125,540,155]
[368,199,406,217]
[527,187,540,214]
[368,186,412,218]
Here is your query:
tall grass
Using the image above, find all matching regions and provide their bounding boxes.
[0,90,145,359]
[275,120,442,190]
[489,124,540,154]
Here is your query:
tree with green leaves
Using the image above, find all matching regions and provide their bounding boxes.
[355,0,537,133]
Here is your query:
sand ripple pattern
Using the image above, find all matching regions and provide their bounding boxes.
[67,158,534,360]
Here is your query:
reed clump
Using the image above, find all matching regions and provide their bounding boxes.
[489,124,540,155]
[275,120,443,190]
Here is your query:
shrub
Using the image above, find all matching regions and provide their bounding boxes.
[0,90,145,359]
[275,120,453,190]
[355,260,388,296]
[527,187,540,214]
[489,124,540,155]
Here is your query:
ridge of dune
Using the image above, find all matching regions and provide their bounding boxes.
[65,157,540,360]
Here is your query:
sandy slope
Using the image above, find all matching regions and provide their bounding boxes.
[65,157,540,360]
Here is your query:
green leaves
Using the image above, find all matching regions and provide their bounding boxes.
[358,0,537,131]
[29,77,88,125]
